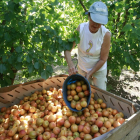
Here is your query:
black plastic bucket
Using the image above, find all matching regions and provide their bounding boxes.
[62,74,91,112]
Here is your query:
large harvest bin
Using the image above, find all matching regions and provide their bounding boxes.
[0,75,140,140]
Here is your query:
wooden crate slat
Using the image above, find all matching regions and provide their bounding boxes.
[0,102,9,108]
[43,77,65,89]
[91,85,134,106]
[0,82,44,106]
[106,96,133,118]
[104,110,140,140]
[0,75,140,140]
[122,120,140,140]
[91,87,133,118]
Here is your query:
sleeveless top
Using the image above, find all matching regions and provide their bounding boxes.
[77,22,110,72]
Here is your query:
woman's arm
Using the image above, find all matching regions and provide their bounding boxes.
[86,31,111,80]
[64,26,80,75]
[64,42,77,75]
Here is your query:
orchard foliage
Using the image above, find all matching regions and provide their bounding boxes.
[0,0,80,87]
[107,0,140,76]
[0,0,140,87]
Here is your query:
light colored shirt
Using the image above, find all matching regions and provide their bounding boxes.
[78,22,110,72]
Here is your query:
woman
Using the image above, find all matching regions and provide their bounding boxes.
[64,1,111,90]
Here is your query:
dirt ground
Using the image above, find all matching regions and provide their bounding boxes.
[107,71,140,104]
[53,48,140,105]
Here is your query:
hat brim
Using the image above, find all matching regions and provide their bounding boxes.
[90,13,108,25]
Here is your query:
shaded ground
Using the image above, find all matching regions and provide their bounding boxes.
[107,71,140,104]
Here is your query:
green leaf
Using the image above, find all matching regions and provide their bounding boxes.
[28,15,34,21]
[17,55,22,62]
[122,24,133,31]
[16,46,22,53]
[40,59,46,63]
[58,45,64,52]
[75,37,80,44]
[53,0,59,5]
[32,36,41,43]
[130,55,135,62]
[65,42,73,51]
[5,77,12,85]
[50,47,56,54]
[35,18,42,25]
[41,70,49,79]
[38,63,44,75]
[131,33,138,39]
[0,64,6,74]
[58,37,62,44]
[125,56,131,63]
[0,49,4,55]
[130,60,139,71]
[111,44,116,53]
[34,62,40,69]
[68,38,75,42]
[48,56,54,61]
[15,63,22,70]
[13,0,20,4]
[28,65,34,73]
[40,13,45,21]
[4,33,11,42]
[30,7,38,13]
[46,65,53,73]
[8,1,15,11]
[8,55,16,64]
[134,60,139,71]
[11,19,17,27]
[26,55,31,63]
[2,56,7,62]
[18,25,25,33]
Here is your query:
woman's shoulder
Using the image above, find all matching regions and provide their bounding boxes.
[101,25,110,31]
[100,25,111,35]
[78,22,88,33]
[80,22,88,25]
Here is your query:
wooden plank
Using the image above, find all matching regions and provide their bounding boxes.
[0,79,44,93]
[91,85,140,109]
[0,75,140,140]
[122,120,140,140]
[132,134,140,140]
[104,110,140,140]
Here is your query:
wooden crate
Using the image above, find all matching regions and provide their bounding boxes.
[0,75,140,140]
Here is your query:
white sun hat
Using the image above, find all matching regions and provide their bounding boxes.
[88,1,108,24]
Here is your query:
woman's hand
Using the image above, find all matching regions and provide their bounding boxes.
[85,72,92,81]
[64,49,78,76]
[68,64,78,76]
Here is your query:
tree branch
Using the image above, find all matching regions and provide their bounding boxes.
[118,8,129,38]
[116,13,120,29]
[78,0,88,12]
